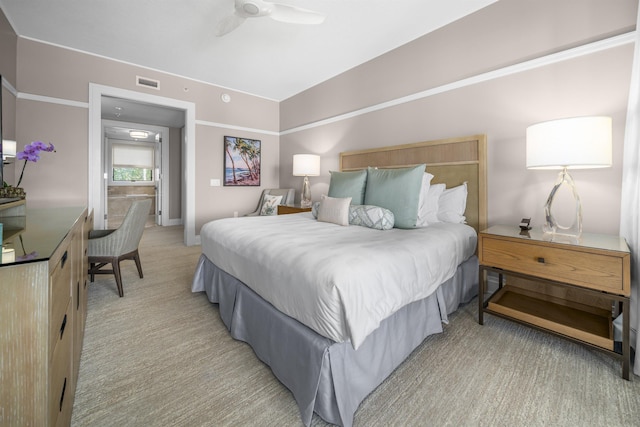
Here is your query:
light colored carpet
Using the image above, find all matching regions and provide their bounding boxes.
[72,225,640,427]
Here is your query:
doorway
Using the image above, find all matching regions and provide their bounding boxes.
[102,120,168,229]
[88,84,197,246]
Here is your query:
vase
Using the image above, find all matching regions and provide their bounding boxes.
[0,186,26,200]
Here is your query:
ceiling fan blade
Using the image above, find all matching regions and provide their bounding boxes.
[270,3,326,25]
[216,13,246,36]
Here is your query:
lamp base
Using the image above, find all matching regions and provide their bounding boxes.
[301,175,312,208]
[543,167,582,237]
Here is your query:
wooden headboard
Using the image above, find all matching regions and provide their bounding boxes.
[339,135,487,233]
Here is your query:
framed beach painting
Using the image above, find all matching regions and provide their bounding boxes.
[224,136,261,186]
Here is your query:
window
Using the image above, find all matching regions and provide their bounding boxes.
[112,143,154,183]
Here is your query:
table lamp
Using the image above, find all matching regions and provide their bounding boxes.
[526,116,612,237]
[293,154,320,208]
[2,139,17,163]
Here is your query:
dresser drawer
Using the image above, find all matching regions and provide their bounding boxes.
[480,236,625,294]
[50,249,72,355]
[50,300,73,427]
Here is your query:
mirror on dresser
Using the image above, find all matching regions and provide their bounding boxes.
[1,73,19,206]
[1,73,4,186]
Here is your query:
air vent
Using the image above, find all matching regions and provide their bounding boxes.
[136,76,160,90]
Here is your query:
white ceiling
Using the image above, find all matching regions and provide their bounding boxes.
[0,0,497,101]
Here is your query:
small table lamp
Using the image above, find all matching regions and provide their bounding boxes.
[293,154,320,208]
[2,140,17,163]
[1,140,17,188]
[526,116,612,237]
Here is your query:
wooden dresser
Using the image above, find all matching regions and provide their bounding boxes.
[0,204,93,426]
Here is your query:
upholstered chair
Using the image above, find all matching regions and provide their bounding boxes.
[88,198,152,297]
[245,188,295,216]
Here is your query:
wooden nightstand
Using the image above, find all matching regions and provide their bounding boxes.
[277,205,312,215]
[478,225,631,379]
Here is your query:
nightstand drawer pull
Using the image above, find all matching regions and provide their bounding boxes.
[537,257,545,264]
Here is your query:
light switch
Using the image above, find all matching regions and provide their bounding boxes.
[210,179,221,187]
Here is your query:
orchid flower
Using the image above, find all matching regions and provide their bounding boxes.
[16,141,56,187]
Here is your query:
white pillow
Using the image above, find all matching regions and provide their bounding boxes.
[317,195,352,226]
[420,183,445,226]
[260,194,283,216]
[416,172,434,227]
[437,182,467,223]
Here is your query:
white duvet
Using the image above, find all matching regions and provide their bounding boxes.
[194,212,477,349]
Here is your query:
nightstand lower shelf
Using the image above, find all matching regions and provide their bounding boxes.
[479,265,630,380]
[487,286,613,350]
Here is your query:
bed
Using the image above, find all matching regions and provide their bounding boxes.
[192,135,487,426]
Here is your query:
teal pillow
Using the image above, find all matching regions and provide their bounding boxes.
[328,170,367,205]
[364,164,425,229]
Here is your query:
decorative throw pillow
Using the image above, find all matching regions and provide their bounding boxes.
[349,205,395,230]
[317,195,352,226]
[437,182,468,223]
[328,170,367,205]
[416,172,435,227]
[364,164,425,229]
[260,194,283,216]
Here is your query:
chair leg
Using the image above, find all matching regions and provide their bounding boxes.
[90,262,95,282]
[133,250,144,279]
[112,258,124,297]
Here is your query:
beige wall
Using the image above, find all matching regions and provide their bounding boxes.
[5,32,279,234]
[279,0,638,235]
[2,0,638,236]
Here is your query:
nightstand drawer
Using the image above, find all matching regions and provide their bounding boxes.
[480,237,625,294]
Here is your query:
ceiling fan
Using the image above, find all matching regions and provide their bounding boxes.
[216,0,326,36]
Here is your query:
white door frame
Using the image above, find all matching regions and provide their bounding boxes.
[88,84,197,246]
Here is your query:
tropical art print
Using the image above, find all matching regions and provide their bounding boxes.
[224,136,261,186]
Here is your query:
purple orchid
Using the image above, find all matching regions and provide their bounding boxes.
[16,141,56,187]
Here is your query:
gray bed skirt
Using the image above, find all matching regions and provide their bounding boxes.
[191,254,478,427]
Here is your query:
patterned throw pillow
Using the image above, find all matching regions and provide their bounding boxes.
[349,205,395,230]
[312,202,394,230]
[260,194,283,216]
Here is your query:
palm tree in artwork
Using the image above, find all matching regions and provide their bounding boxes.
[250,147,260,178]
[225,137,238,184]
[236,139,260,181]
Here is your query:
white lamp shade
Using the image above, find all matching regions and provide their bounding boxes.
[526,116,612,170]
[2,139,17,158]
[293,154,320,176]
